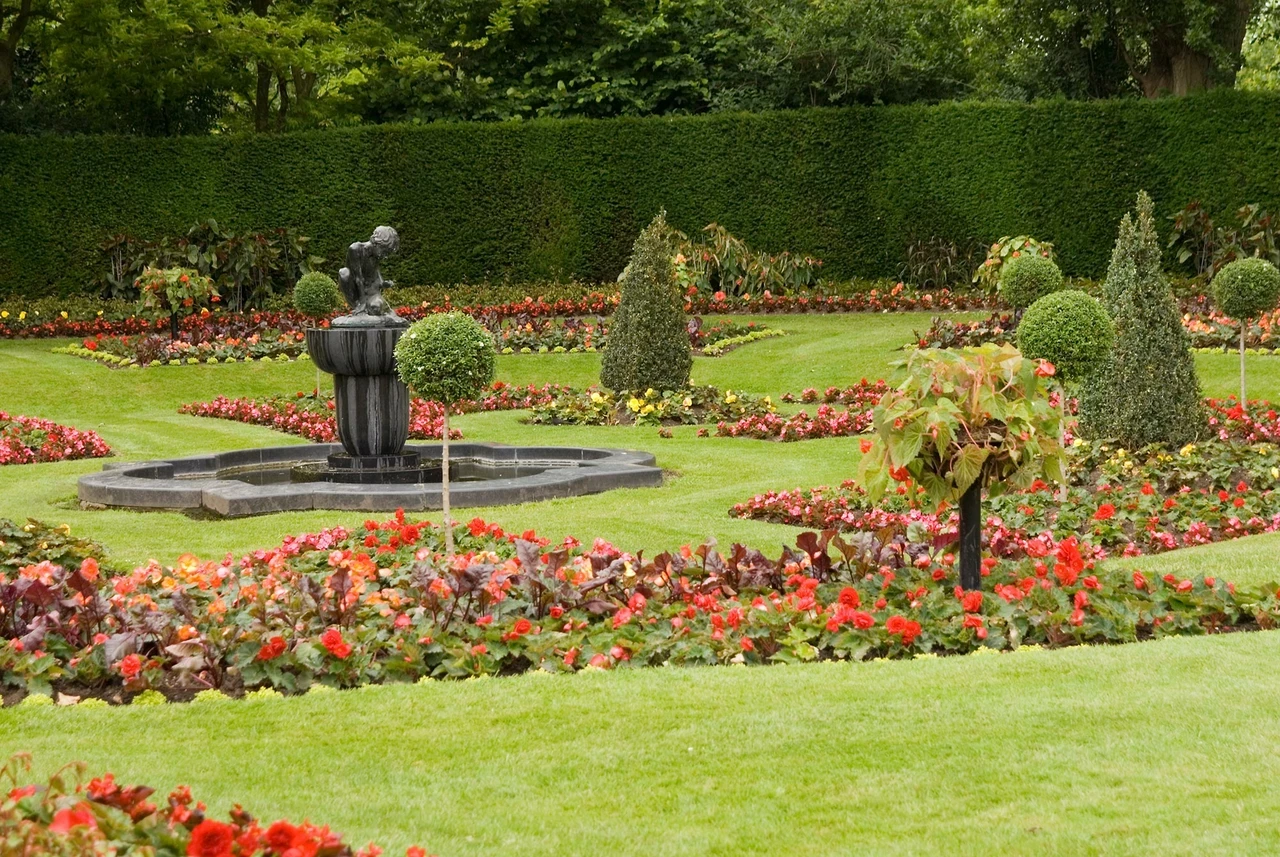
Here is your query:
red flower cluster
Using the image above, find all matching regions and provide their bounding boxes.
[0,754,430,857]
[0,411,113,466]
[715,404,875,441]
[178,383,571,442]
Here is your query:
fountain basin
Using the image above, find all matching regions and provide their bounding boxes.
[78,443,663,518]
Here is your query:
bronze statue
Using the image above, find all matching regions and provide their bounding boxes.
[335,226,406,327]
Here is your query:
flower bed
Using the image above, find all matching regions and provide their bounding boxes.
[732,400,1280,559]
[910,305,1280,353]
[0,284,1006,341]
[488,314,777,355]
[0,753,429,857]
[1,511,1277,705]
[179,383,572,442]
[526,385,775,427]
[51,312,312,368]
[714,381,889,441]
[0,413,112,466]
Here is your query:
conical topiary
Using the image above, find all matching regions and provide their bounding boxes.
[600,212,692,392]
[1079,191,1204,447]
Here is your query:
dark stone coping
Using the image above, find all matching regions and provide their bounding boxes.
[79,443,663,518]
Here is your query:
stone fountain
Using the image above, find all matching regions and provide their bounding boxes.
[304,226,418,482]
[78,226,663,517]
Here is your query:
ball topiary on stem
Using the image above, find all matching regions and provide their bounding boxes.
[999,255,1064,310]
[1212,257,1280,412]
[395,312,496,556]
[600,211,692,392]
[1017,289,1114,499]
[293,272,344,318]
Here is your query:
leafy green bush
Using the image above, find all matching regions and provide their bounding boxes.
[999,255,1064,309]
[1081,192,1204,447]
[1212,257,1280,320]
[974,236,1054,292]
[600,213,692,392]
[292,272,344,317]
[1016,290,1113,384]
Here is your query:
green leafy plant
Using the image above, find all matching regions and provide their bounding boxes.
[134,267,218,341]
[1081,191,1204,448]
[601,212,692,392]
[973,236,1054,292]
[1168,200,1280,279]
[671,223,821,298]
[901,235,982,290]
[395,312,497,555]
[1211,257,1280,410]
[858,344,1066,590]
[998,254,1064,310]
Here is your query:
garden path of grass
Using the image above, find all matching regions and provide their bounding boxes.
[4,312,1280,854]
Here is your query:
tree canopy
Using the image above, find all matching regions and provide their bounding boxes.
[1,0,1275,134]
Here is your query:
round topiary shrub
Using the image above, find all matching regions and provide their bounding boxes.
[395,312,496,556]
[1016,290,1114,384]
[292,272,344,317]
[1211,257,1280,411]
[1212,258,1280,321]
[396,312,496,403]
[999,255,1064,310]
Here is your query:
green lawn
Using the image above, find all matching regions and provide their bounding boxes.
[3,312,1280,855]
[3,633,1279,856]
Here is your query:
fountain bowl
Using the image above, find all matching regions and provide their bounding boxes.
[78,442,663,518]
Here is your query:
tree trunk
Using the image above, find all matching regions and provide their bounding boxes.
[254,62,272,132]
[1133,1,1252,97]
[958,479,982,591]
[275,72,289,132]
[441,411,453,557]
[0,0,35,101]
[1241,322,1248,414]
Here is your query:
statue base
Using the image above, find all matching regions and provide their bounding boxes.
[306,326,410,460]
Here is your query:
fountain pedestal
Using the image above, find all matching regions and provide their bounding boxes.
[305,325,417,474]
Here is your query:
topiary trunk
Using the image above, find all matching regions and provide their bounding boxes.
[600,211,692,392]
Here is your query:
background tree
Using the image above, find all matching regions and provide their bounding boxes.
[395,312,496,556]
[600,212,692,393]
[1211,256,1280,409]
[1080,191,1205,446]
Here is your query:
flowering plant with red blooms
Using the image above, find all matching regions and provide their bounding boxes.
[712,380,889,442]
[0,753,431,857]
[179,384,572,443]
[0,412,112,466]
[734,428,1280,559]
[3,510,1278,702]
[55,316,311,369]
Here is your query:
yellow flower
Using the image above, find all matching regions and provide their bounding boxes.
[590,391,605,404]
[60,311,68,319]
[1272,467,1279,480]
[1071,438,1083,448]
[645,388,657,398]
[725,392,738,404]
[641,404,655,414]
[0,311,7,318]
[18,312,25,320]
[628,397,643,412]
[1179,443,1196,457]
[682,397,692,407]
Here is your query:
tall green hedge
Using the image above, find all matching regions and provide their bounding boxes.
[4,90,1280,297]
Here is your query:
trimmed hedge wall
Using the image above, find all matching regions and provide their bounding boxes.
[3,90,1280,297]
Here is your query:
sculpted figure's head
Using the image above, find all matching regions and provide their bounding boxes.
[370,226,400,259]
